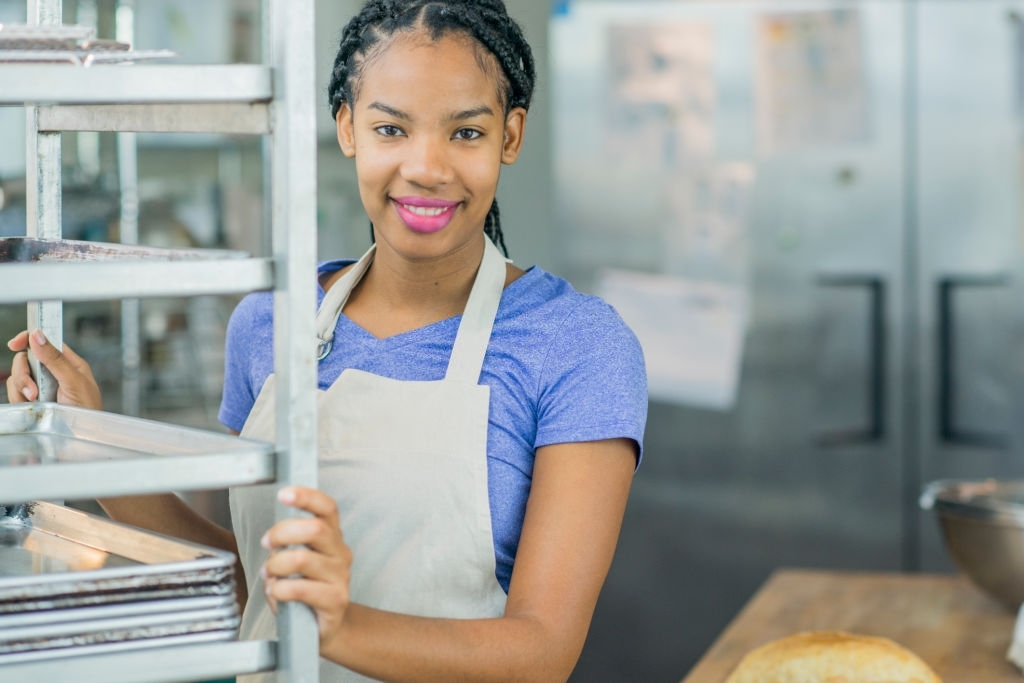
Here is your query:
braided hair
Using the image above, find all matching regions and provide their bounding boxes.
[327,0,536,256]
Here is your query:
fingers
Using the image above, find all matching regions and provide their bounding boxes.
[6,347,36,403]
[262,515,346,556]
[276,487,341,528]
[27,330,77,386]
[6,331,29,353]
[8,329,103,410]
[262,544,350,589]
[264,575,348,616]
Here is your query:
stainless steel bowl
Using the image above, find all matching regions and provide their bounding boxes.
[921,479,1024,610]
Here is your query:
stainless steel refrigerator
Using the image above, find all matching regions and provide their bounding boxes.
[550,2,1024,680]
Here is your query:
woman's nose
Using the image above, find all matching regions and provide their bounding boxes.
[400,136,454,187]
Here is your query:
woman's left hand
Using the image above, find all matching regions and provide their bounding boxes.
[261,487,353,645]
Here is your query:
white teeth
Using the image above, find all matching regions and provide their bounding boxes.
[403,204,448,217]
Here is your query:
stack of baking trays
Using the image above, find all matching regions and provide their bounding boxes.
[0,501,240,664]
[0,22,175,64]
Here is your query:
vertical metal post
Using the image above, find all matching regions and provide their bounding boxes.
[25,0,63,404]
[269,0,320,680]
[116,0,141,416]
[117,129,141,416]
[901,0,923,572]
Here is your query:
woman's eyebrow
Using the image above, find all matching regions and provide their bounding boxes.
[445,105,495,122]
[368,101,410,119]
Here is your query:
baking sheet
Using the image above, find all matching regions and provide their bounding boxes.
[0,49,176,64]
[0,615,239,655]
[0,604,238,644]
[0,594,235,629]
[0,628,236,665]
[0,237,247,263]
[0,578,234,614]
[0,401,268,468]
[0,501,235,599]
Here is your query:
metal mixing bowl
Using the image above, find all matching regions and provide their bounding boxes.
[921,479,1024,610]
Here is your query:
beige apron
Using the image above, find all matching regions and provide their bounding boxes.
[230,238,510,682]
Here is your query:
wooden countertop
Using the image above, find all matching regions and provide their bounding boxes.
[681,569,1021,683]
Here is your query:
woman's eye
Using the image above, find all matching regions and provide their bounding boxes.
[375,124,403,137]
[453,128,482,142]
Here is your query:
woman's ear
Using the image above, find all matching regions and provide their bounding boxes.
[336,102,356,158]
[501,107,527,165]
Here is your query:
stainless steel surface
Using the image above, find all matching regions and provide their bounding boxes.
[25,104,62,404]
[0,49,176,64]
[921,479,1024,609]
[2,0,319,679]
[0,580,233,614]
[270,0,321,679]
[37,103,272,134]
[0,258,274,303]
[0,594,234,627]
[0,403,274,501]
[0,64,272,104]
[551,2,1024,681]
[0,606,238,651]
[0,236,248,262]
[0,638,275,681]
[0,501,235,591]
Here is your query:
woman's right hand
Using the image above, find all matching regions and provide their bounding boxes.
[6,330,102,410]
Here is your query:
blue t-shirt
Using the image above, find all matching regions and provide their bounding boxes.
[219,260,648,593]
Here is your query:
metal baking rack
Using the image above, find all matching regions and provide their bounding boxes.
[0,1,320,681]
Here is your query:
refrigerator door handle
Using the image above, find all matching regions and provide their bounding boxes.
[937,274,1011,449]
[815,274,886,446]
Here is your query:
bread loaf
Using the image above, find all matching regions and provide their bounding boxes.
[724,631,942,683]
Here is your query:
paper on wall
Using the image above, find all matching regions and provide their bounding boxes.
[606,22,716,168]
[755,9,869,155]
[596,269,748,411]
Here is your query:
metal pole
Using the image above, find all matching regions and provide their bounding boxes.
[25,0,63,404]
[269,0,320,680]
[116,0,141,417]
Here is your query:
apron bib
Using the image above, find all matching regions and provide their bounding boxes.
[231,239,509,682]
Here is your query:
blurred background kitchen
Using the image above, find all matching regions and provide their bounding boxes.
[3,0,1024,680]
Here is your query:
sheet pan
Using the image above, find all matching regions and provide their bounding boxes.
[0,594,235,629]
[0,604,239,646]
[0,629,236,665]
[0,501,236,602]
[0,401,269,469]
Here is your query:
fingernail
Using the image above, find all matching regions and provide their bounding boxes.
[21,388,32,401]
[32,330,46,345]
[260,533,270,549]
[278,487,296,504]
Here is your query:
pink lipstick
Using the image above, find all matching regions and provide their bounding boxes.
[392,196,460,234]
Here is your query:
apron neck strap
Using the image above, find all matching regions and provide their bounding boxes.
[314,238,508,382]
[445,237,507,383]
[315,244,376,360]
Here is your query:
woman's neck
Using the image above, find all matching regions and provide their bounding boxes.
[330,237,487,340]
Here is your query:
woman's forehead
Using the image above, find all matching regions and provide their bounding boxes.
[355,30,507,110]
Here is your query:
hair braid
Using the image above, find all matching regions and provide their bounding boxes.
[329,0,536,257]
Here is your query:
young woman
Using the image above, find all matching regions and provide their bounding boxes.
[7,2,647,681]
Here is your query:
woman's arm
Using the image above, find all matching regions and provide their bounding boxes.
[6,329,248,610]
[262,437,636,683]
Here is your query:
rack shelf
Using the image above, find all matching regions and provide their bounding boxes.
[0,640,276,683]
[0,259,274,303]
[0,65,272,105]
[1,1,321,680]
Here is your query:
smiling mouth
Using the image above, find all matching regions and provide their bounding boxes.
[401,204,449,217]
[391,198,460,234]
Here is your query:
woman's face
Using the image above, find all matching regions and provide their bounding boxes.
[336,32,526,262]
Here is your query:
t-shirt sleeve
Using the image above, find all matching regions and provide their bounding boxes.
[218,294,265,432]
[534,298,648,464]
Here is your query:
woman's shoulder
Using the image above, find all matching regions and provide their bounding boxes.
[502,267,635,337]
